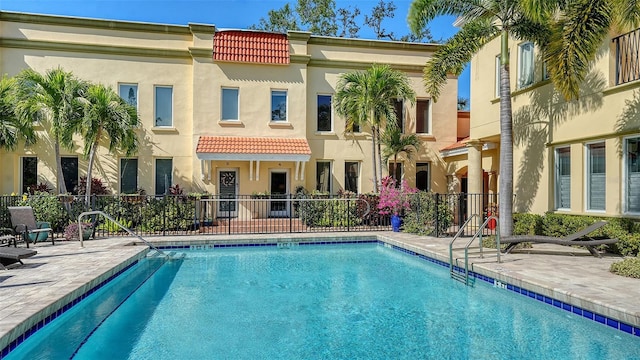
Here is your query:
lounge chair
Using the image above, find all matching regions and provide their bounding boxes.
[501,221,617,258]
[8,206,54,248]
[0,247,37,270]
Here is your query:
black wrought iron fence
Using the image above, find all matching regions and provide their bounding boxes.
[0,192,499,239]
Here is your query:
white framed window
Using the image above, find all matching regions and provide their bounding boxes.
[416,99,431,134]
[154,86,173,127]
[586,142,606,211]
[416,162,430,191]
[316,161,331,193]
[518,42,535,89]
[271,90,287,122]
[317,94,332,132]
[120,158,138,194]
[344,161,359,193]
[495,54,501,98]
[624,136,640,214]
[221,88,239,121]
[118,83,138,109]
[155,158,173,195]
[555,147,571,210]
[21,156,37,194]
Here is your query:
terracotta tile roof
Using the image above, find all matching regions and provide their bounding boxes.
[213,30,290,64]
[440,137,470,152]
[197,136,310,155]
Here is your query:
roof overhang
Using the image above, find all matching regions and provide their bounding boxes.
[196,136,311,162]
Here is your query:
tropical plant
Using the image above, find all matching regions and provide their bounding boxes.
[377,176,417,215]
[403,191,454,236]
[14,67,88,194]
[540,0,640,101]
[63,221,93,240]
[380,125,420,181]
[76,83,138,206]
[408,0,640,236]
[0,76,36,151]
[27,182,53,195]
[18,192,69,231]
[76,176,110,195]
[335,64,416,192]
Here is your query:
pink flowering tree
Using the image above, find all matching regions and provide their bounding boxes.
[377,176,417,215]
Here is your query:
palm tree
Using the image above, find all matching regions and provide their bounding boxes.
[77,83,139,205]
[335,64,416,192]
[539,0,640,100]
[380,125,420,182]
[0,76,36,151]
[408,0,640,237]
[408,0,555,237]
[14,68,87,194]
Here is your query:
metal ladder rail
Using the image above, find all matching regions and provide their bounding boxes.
[78,210,169,257]
[449,214,480,281]
[459,215,502,285]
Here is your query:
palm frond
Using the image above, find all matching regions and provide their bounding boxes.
[408,0,487,35]
[545,0,612,100]
[424,18,498,100]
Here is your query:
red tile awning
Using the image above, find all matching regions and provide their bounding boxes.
[196,136,311,161]
[213,30,289,64]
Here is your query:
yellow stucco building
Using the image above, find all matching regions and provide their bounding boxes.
[453,29,640,218]
[0,11,459,211]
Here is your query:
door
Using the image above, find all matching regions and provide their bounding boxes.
[269,171,288,217]
[218,169,238,218]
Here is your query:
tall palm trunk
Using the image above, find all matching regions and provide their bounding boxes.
[376,126,384,185]
[498,31,514,237]
[54,140,68,194]
[371,124,379,193]
[85,142,98,207]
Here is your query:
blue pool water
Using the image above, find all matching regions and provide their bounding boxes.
[6,243,640,359]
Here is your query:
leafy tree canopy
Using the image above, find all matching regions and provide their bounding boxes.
[251,0,434,42]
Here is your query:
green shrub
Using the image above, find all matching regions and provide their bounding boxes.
[298,192,361,227]
[610,257,640,278]
[97,218,132,232]
[541,213,595,237]
[611,232,640,257]
[298,191,330,226]
[513,213,543,235]
[19,192,69,231]
[403,192,453,236]
[139,197,195,232]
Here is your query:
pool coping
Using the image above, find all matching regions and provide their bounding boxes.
[1,232,639,358]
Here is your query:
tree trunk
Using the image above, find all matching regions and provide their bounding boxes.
[376,126,383,187]
[85,142,97,207]
[371,125,379,193]
[499,31,514,237]
[54,140,68,194]
[392,154,398,181]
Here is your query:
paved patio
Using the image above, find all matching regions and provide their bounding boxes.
[0,231,639,354]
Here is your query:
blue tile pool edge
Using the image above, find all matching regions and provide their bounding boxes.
[380,240,640,339]
[2,236,638,359]
[0,254,143,359]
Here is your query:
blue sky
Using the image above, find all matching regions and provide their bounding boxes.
[0,0,470,102]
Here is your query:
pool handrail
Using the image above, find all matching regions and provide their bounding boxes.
[78,210,168,257]
[449,214,501,285]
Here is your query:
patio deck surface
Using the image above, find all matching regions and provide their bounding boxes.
[0,231,638,354]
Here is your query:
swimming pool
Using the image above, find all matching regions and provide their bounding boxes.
[6,241,640,359]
